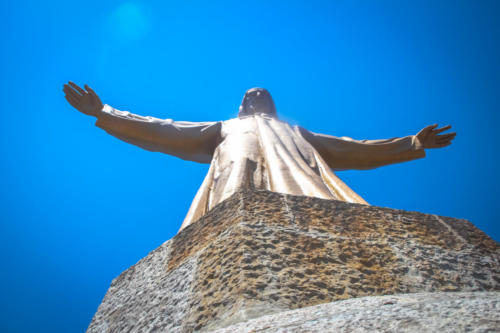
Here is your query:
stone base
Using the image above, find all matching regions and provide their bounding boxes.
[87,190,500,333]
[210,291,500,333]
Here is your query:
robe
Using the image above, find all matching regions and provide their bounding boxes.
[95,104,426,232]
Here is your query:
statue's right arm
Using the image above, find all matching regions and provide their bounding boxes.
[296,124,455,171]
[296,126,426,170]
[63,81,221,163]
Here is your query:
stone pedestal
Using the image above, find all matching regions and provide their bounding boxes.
[87,190,500,333]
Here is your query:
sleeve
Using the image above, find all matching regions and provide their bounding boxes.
[94,104,222,164]
[296,126,426,171]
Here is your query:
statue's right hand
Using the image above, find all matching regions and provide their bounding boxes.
[63,81,104,117]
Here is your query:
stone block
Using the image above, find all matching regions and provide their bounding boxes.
[87,190,500,332]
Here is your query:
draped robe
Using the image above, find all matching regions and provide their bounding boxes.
[95,104,426,232]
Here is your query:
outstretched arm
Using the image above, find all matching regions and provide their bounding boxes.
[63,81,221,163]
[297,124,455,171]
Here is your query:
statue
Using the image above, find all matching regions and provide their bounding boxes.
[63,82,456,232]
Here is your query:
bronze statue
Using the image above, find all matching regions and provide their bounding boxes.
[63,82,456,232]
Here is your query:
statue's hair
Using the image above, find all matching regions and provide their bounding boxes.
[238,87,277,118]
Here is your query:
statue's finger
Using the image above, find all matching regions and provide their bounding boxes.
[436,135,455,144]
[421,124,438,136]
[65,84,83,98]
[64,86,82,100]
[436,139,450,145]
[86,85,103,105]
[417,126,430,138]
[438,132,456,138]
[66,90,83,103]
[434,125,452,134]
[437,133,456,141]
[436,135,452,142]
[424,124,437,131]
[68,81,86,95]
[64,84,78,94]
[65,92,79,103]
[85,84,98,99]
[65,94,80,107]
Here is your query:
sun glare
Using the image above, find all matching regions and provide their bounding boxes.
[108,2,150,42]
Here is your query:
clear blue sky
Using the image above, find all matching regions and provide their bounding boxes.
[1,1,498,332]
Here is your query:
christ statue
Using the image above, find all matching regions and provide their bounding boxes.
[63,82,456,232]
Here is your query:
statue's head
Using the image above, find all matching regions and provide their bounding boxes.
[238,88,277,118]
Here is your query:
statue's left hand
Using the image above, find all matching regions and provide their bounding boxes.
[416,124,456,149]
[63,81,103,117]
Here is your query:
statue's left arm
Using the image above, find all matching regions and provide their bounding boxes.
[297,124,455,170]
[63,81,221,163]
[94,104,222,164]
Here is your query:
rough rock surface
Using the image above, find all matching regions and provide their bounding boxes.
[87,189,500,333]
[209,291,500,333]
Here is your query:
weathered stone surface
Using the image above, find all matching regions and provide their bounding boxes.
[87,189,500,333]
[87,241,200,333]
[209,291,500,333]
